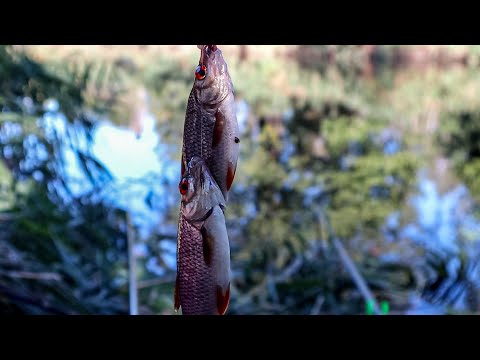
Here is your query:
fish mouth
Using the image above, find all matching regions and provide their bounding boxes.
[179,157,205,205]
[194,45,230,106]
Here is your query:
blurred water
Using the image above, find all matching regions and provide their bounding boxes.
[405,294,447,315]
[39,100,179,241]
[403,176,479,253]
[400,175,480,313]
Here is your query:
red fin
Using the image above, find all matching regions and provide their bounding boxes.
[174,275,181,312]
[226,163,237,191]
[216,283,230,315]
[213,111,226,148]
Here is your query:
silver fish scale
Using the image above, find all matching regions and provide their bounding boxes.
[177,215,216,315]
[183,90,217,180]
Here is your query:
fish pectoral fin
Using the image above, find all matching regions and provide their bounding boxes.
[174,274,181,313]
[200,225,213,267]
[216,282,230,315]
[213,111,226,148]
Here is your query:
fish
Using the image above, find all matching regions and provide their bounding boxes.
[175,156,231,315]
[181,45,240,202]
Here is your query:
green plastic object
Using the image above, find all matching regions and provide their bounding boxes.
[365,300,374,315]
[365,300,390,315]
[381,301,390,315]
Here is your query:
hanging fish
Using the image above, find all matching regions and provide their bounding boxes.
[175,156,231,315]
[181,45,240,202]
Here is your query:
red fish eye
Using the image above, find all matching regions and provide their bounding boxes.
[179,178,189,195]
[195,65,207,80]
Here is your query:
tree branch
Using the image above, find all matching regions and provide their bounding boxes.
[127,212,138,315]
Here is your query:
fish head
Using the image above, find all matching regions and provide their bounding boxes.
[193,45,233,106]
[179,156,226,222]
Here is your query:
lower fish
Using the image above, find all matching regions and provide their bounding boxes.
[175,156,231,315]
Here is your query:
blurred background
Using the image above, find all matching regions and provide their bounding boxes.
[1,45,480,315]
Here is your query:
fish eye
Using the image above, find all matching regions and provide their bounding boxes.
[179,178,189,195]
[195,64,207,80]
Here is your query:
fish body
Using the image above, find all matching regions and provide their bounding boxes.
[175,157,231,315]
[181,45,240,201]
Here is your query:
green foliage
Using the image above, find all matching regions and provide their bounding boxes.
[0,45,85,121]
[321,117,418,239]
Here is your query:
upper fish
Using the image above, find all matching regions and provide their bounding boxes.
[181,45,240,202]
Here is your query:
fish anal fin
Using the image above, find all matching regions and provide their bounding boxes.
[216,283,230,315]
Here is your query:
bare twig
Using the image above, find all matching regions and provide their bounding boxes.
[0,270,61,281]
[266,274,280,303]
[127,212,138,315]
[332,237,382,315]
[319,210,382,315]
[310,294,325,315]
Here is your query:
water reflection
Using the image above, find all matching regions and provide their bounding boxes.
[401,175,480,313]
[39,98,179,240]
